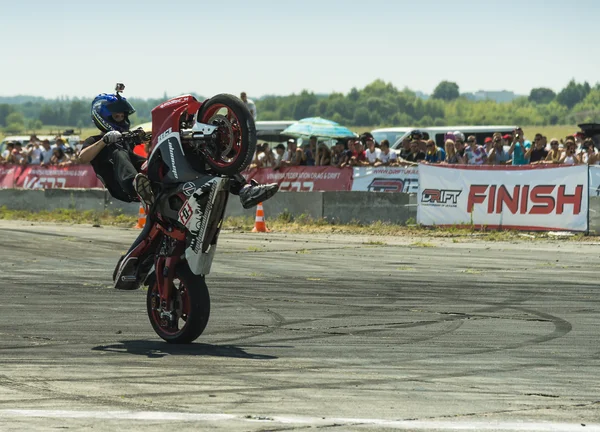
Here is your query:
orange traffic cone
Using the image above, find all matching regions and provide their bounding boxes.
[134,203,146,229]
[251,203,270,233]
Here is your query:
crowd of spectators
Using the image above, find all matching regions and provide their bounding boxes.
[249,127,598,170]
[398,128,597,166]
[0,135,83,166]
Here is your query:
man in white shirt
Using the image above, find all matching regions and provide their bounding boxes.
[240,92,257,120]
[375,140,398,166]
[363,133,381,166]
[40,139,53,166]
[24,142,43,165]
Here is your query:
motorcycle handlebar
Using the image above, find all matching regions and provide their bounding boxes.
[116,128,152,150]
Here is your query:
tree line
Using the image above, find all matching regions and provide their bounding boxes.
[1,80,599,134]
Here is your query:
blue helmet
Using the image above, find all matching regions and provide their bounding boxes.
[91,93,136,133]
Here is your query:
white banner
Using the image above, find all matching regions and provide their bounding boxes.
[589,166,600,198]
[417,164,589,231]
[352,166,419,193]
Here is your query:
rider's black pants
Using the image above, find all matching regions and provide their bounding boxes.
[112,149,146,199]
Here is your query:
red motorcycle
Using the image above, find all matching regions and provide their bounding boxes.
[113,91,256,343]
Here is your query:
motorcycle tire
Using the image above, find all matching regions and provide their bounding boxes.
[195,93,257,177]
[146,263,211,344]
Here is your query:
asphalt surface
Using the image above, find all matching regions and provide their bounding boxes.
[0,220,598,431]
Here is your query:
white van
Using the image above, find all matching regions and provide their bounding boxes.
[371,125,517,150]
[255,120,296,144]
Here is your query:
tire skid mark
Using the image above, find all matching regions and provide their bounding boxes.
[0,374,154,411]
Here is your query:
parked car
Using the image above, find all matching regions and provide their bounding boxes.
[371,125,517,150]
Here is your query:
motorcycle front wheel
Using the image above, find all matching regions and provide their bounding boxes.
[146,264,211,344]
[195,93,257,176]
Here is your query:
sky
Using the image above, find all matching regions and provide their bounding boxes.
[1,0,599,100]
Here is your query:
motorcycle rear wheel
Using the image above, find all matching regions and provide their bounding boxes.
[195,93,256,176]
[146,264,210,344]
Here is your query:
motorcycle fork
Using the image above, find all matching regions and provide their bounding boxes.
[155,227,186,311]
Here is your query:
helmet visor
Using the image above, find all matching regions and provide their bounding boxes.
[107,98,136,115]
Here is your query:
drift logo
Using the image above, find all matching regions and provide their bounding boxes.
[368,178,405,193]
[421,189,462,206]
[157,127,172,143]
[159,97,185,109]
[168,141,179,179]
[467,184,583,215]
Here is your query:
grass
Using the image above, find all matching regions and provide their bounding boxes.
[409,241,436,248]
[0,207,595,243]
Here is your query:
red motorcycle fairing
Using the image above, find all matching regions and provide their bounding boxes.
[146,95,203,185]
[149,94,202,154]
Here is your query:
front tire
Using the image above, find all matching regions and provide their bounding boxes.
[196,94,256,176]
[146,264,210,344]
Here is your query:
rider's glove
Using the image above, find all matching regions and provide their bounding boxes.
[103,131,122,144]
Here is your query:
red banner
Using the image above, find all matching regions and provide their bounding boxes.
[14,165,104,189]
[244,166,353,191]
[0,165,24,188]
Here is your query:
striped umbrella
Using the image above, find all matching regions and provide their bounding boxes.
[281,117,357,139]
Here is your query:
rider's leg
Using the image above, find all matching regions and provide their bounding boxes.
[229,173,279,209]
[112,149,139,200]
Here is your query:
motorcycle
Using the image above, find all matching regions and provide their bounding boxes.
[112,91,256,343]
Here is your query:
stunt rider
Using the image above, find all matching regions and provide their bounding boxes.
[78,87,279,290]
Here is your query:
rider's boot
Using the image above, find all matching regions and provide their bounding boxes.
[230,174,279,209]
[133,173,154,208]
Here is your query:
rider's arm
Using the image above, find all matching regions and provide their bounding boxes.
[77,138,107,164]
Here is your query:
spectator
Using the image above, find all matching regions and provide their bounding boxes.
[316,143,331,166]
[544,138,562,164]
[404,140,425,163]
[375,139,398,166]
[50,147,72,166]
[1,142,15,160]
[54,137,67,151]
[399,136,412,159]
[40,139,53,166]
[579,138,597,165]
[487,138,511,165]
[287,139,304,166]
[453,131,466,158]
[349,140,367,166]
[464,135,486,165]
[248,147,262,169]
[339,140,355,168]
[508,127,531,165]
[272,143,286,170]
[527,134,549,164]
[240,92,257,120]
[257,143,276,168]
[24,141,43,165]
[444,139,465,164]
[424,139,445,164]
[410,130,427,152]
[364,135,382,166]
[302,137,317,166]
[483,137,494,154]
[10,143,27,165]
[559,141,581,165]
[330,142,346,168]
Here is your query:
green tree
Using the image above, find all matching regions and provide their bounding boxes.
[432,81,460,101]
[528,88,556,104]
[0,104,15,126]
[556,80,591,109]
[5,112,25,127]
